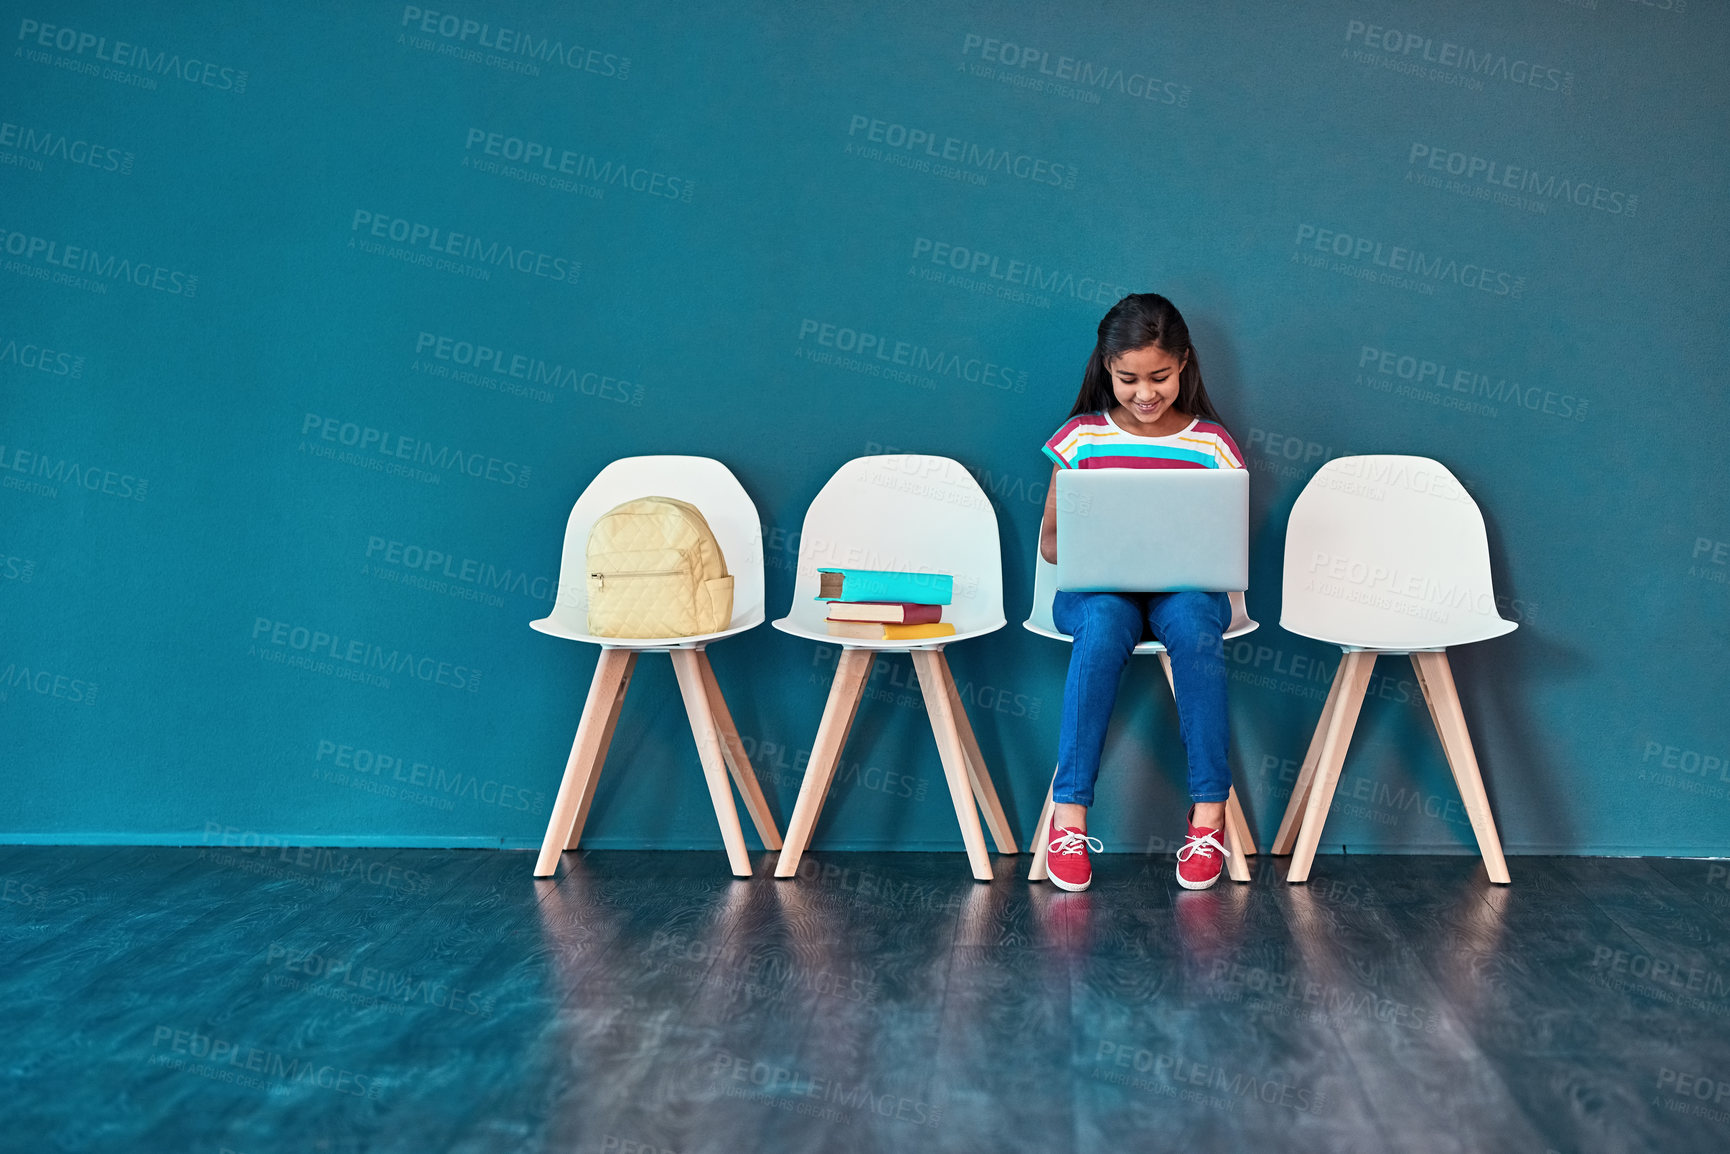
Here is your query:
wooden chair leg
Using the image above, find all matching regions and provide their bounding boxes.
[1411,651,1511,884]
[911,649,994,881]
[774,648,872,878]
[1287,651,1377,884]
[1223,788,1252,882]
[1027,771,1058,882]
[564,652,638,850]
[695,650,782,851]
[669,649,753,878]
[535,649,636,877]
[930,650,1018,854]
[1225,788,1257,858]
[1272,656,1350,855]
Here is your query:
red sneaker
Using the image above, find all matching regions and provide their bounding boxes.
[1046,824,1103,892]
[1176,812,1229,891]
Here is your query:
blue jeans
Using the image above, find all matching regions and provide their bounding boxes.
[1052,590,1232,808]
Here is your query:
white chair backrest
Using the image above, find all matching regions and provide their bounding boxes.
[536,456,764,638]
[1026,551,1257,639]
[782,455,1004,637]
[1281,455,1515,649]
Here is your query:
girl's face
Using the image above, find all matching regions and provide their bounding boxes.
[1108,343,1187,431]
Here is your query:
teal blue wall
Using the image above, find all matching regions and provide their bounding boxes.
[4,0,1726,856]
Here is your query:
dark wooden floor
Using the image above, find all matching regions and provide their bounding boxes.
[3,846,1729,1152]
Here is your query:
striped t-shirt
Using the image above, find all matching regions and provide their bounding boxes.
[1043,412,1244,470]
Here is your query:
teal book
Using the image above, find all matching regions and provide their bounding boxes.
[816,568,953,605]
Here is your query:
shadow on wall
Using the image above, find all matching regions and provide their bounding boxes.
[1456,506,1585,852]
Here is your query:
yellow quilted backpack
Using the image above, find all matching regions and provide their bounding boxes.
[585,497,734,637]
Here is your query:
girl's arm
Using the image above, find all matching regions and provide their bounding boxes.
[1039,464,1060,564]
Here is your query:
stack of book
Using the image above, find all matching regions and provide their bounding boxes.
[818,567,956,640]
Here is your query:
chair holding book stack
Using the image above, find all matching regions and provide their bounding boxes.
[772,455,1016,881]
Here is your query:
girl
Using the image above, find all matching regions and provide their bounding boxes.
[1037,294,1243,892]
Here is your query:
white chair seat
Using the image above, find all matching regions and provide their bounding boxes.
[1291,618,1517,652]
[1021,607,1259,653]
[532,612,765,650]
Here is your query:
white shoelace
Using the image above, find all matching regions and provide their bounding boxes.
[1177,830,1230,862]
[1049,829,1103,857]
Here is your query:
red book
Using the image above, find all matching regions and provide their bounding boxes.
[823,601,944,624]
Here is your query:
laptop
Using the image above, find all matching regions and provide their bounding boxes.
[1054,469,1248,592]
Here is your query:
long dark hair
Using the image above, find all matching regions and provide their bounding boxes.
[1068,293,1222,423]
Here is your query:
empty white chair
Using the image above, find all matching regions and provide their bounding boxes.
[1272,454,1515,884]
[1022,551,1261,884]
[771,455,1015,881]
[530,456,781,879]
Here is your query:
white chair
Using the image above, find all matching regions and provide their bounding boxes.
[771,455,1015,882]
[1271,455,1516,884]
[1022,551,1261,884]
[529,456,781,879]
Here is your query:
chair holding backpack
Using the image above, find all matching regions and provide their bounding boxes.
[529,457,781,879]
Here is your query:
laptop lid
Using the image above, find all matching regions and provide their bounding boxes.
[1053,469,1249,592]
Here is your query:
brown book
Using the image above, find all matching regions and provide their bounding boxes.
[824,602,943,624]
[824,621,956,641]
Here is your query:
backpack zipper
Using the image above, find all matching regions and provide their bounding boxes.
[590,569,682,590]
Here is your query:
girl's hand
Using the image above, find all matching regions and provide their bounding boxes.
[1039,464,1060,564]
